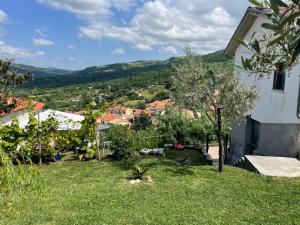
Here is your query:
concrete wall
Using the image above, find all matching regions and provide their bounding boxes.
[257,123,300,158]
[230,119,300,163]
[229,119,247,163]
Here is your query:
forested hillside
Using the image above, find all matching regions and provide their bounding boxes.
[22,50,230,89]
[14,50,231,111]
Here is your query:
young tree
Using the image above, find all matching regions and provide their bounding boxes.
[0,59,31,114]
[173,46,258,172]
[25,111,59,164]
[132,112,152,131]
[0,58,32,207]
[79,106,98,157]
[240,0,300,75]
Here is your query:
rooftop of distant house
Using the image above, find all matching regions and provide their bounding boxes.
[147,99,171,110]
[0,97,45,117]
[133,109,153,117]
[108,105,128,111]
[97,113,121,123]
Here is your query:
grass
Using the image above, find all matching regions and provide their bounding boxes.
[1,149,300,225]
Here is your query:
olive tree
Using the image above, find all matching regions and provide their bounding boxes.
[0,58,32,207]
[240,0,300,75]
[173,46,259,172]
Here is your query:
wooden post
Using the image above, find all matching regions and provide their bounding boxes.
[96,130,100,161]
[216,108,224,172]
[206,134,210,153]
[38,113,42,166]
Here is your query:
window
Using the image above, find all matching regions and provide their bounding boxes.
[273,64,285,90]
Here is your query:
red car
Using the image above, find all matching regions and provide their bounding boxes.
[173,144,185,150]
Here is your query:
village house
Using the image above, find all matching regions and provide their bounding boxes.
[108,105,128,116]
[0,98,45,128]
[225,7,300,163]
[146,99,171,115]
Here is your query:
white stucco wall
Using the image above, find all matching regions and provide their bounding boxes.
[235,16,300,124]
[0,109,31,128]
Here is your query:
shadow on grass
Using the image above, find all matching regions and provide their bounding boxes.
[110,148,208,177]
[164,166,195,176]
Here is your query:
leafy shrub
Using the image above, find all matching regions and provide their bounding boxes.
[130,165,148,180]
[105,126,163,160]
[157,111,208,145]
[105,126,135,160]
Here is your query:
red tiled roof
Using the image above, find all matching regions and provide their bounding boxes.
[0,98,45,117]
[97,114,121,123]
[133,109,153,117]
[147,99,171,110]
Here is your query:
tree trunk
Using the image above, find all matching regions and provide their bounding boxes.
[206,134,210,153]
[216,108,224,172]
[224,134,229,165]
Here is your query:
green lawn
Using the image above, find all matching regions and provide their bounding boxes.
[1,149,300,225]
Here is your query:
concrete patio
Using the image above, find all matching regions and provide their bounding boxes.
[245,155,300,178]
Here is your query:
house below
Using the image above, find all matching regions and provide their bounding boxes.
[225,7,300,163]
[146,99,171,115]
[0,98,45,128]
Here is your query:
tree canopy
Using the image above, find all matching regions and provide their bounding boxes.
[240,0,300,75]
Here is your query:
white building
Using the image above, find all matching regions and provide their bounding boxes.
[37,110,84,130]
[225,7,300,163]
[0,98,45,128]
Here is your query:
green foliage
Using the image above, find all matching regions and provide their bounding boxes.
[79,107,98,156]
[131,165,149,180]
[173,46,258,171]
[135,101,146,110]
[0,59,31,114]
[152,91,170,101]
[105,125,163,160]
[173,46,259,130]
[56,130,81,151]
[24,111,59,162]
[0,119,24,156]
[157,111,206,145]
[105,125,135,160]
[132,112,152,131]
[240,0,300,75]
[0,152,40,208]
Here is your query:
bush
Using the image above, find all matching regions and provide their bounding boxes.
[105,126,163,160]
[105,126,135,160]
[157,112,207,145]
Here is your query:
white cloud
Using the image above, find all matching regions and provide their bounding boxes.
[0,10,8,23]
[69,57,75,61]
[159,46,178,54]
[33,38,55,46]
[111,48,125,56]
[35,28,47,38]
[0,40,44,58]
[37,0,250,53]
[135,44,152,51]
[37,51,46,56]
[67,44,76,50]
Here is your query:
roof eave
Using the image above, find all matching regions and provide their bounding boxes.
[225,8,268,57]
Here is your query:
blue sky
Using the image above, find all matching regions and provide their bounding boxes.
[0,0,249,70]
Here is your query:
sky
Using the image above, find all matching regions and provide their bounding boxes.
[0,0,250,70]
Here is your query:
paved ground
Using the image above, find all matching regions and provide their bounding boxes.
[245,155,300,178]
[208,146,219,160]
[207,146,219,165]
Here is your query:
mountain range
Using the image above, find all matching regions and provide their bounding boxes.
[13,50,230,89]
